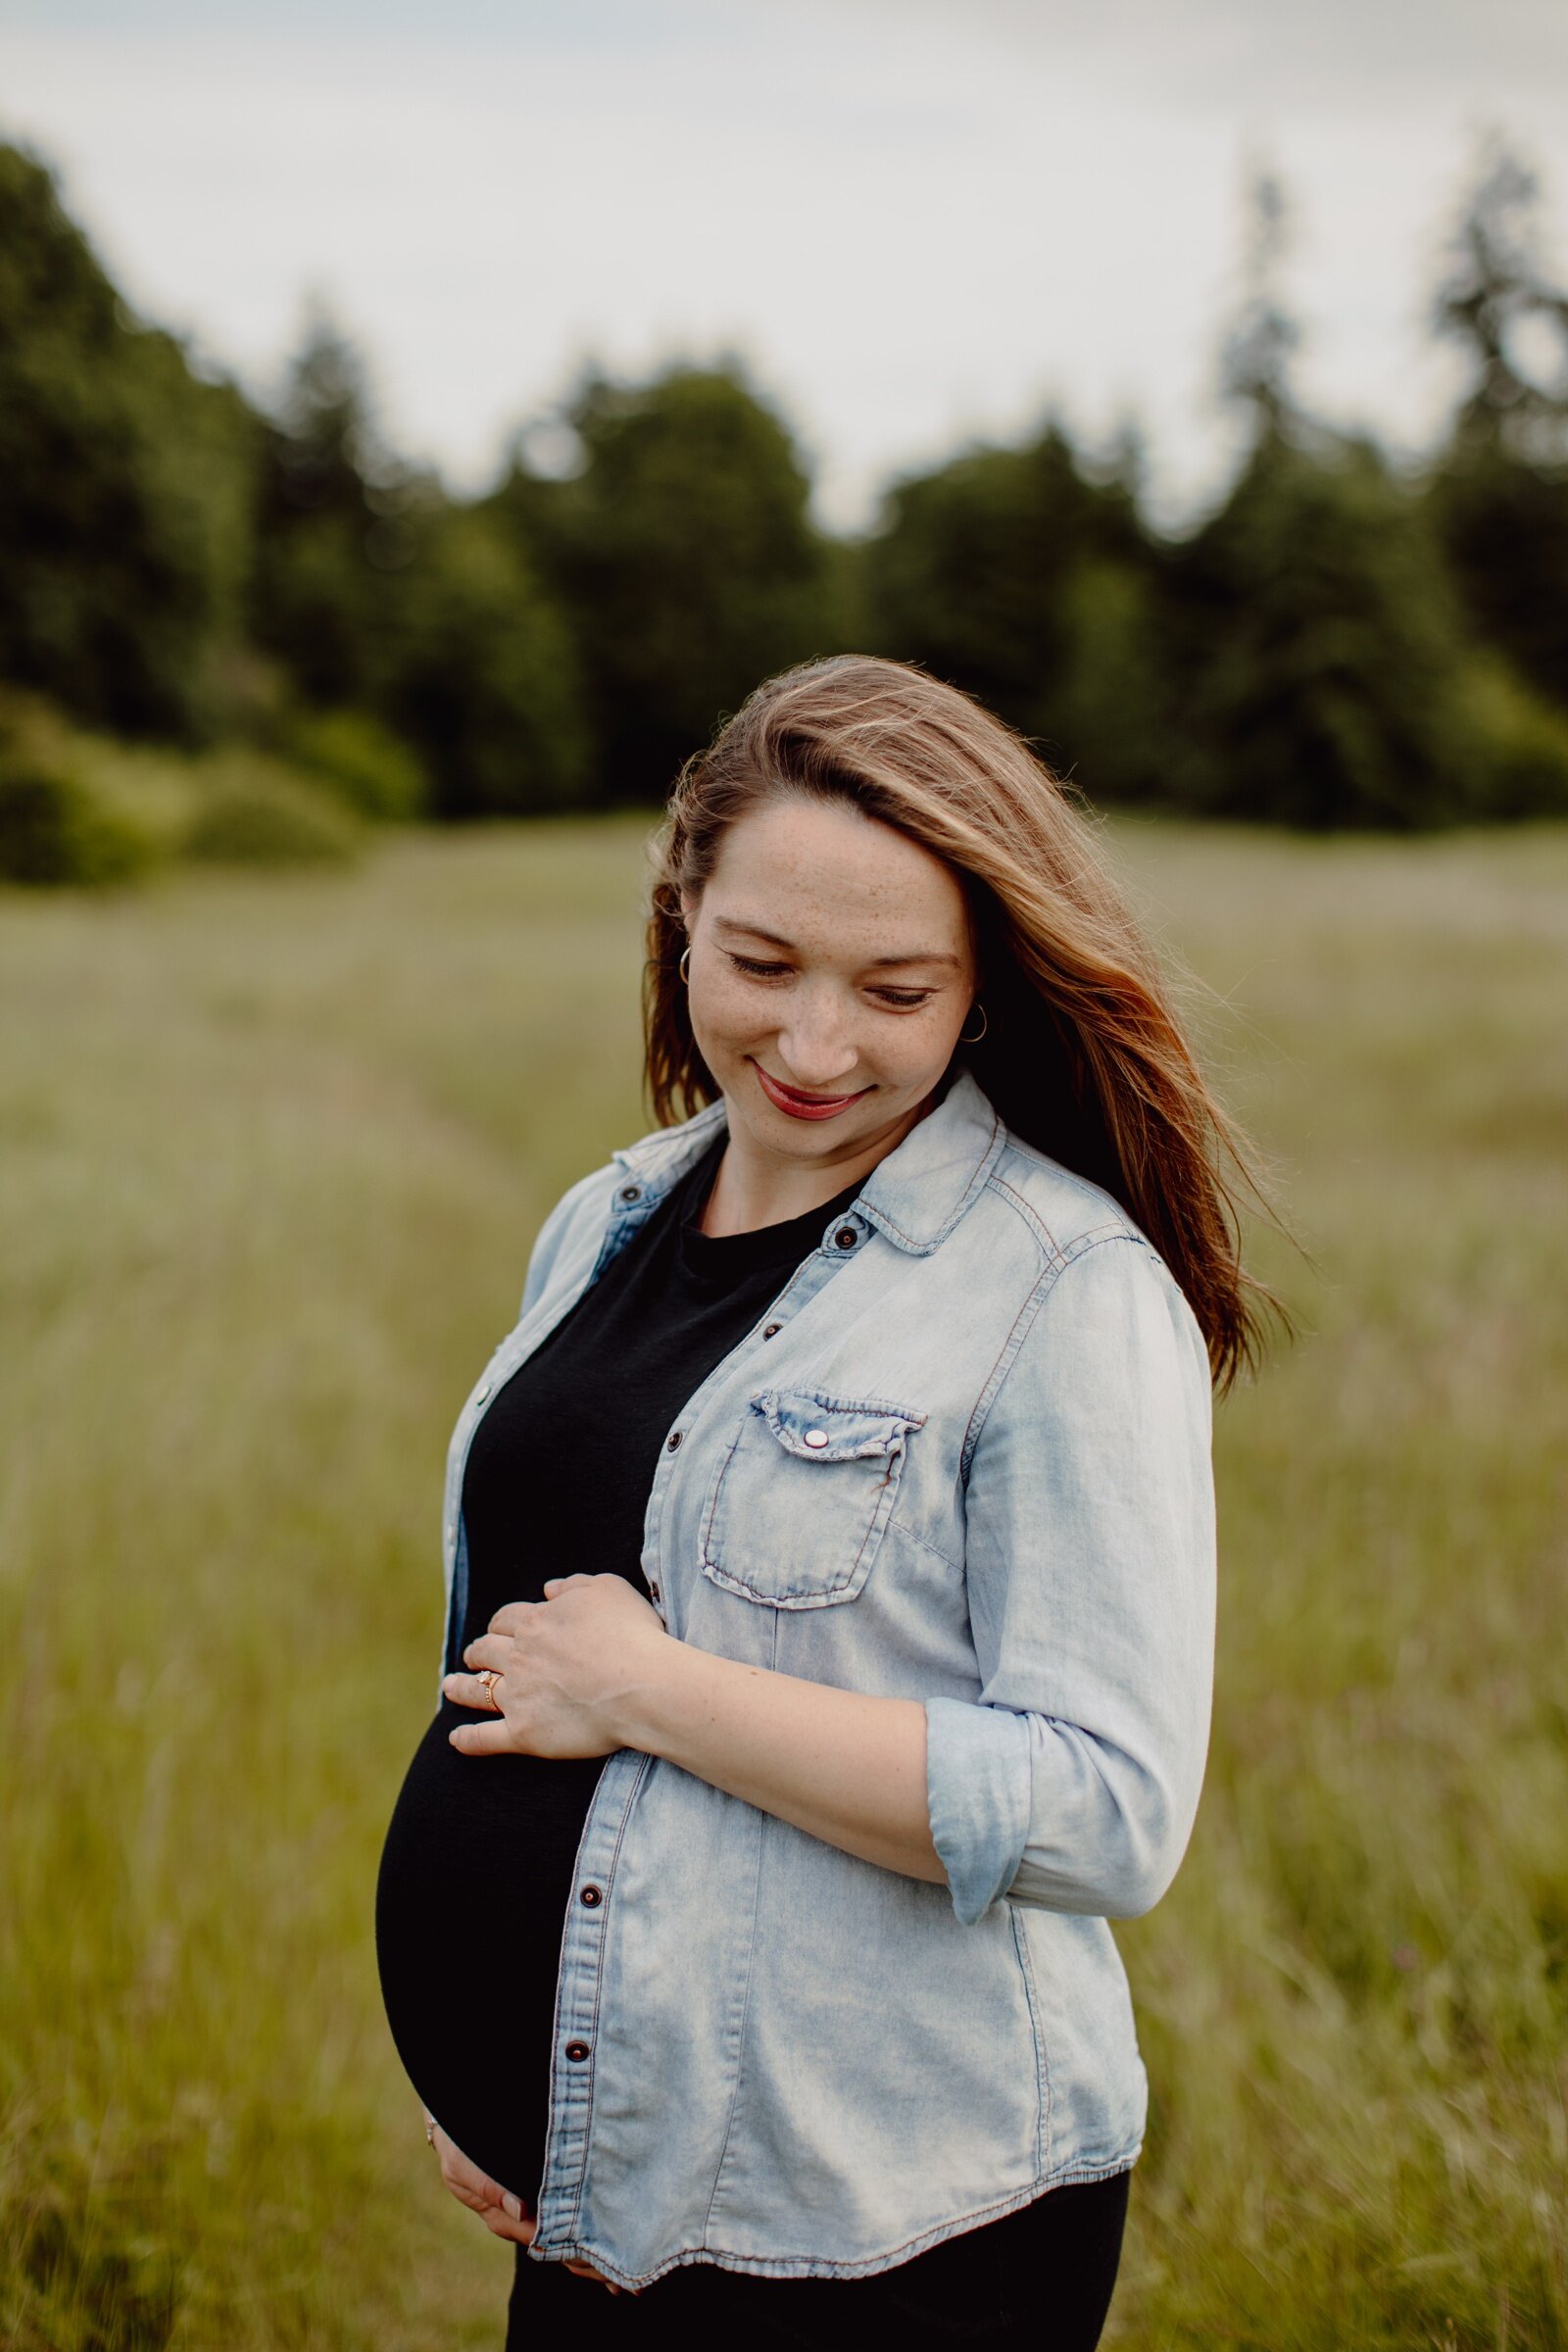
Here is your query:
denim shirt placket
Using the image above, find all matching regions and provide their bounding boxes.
[526,1206,873,2262]
[435,1133,704,1687]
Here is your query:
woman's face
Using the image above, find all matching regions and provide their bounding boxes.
[680,794,979,1174]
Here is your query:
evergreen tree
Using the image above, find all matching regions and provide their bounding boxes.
[0,143,254,739]
[1166,172,1482,828]
[1169,436,1481,828]
[1219,168,1301,446]
[490,364,837,803]
[1426,138,1568,709]
[250,307,410,710]
[381,505,590,818]
[862,421,1171,802]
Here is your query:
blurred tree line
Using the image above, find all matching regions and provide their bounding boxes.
[2,131,1566,861]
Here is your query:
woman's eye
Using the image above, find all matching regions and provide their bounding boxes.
[724,953,931,1009]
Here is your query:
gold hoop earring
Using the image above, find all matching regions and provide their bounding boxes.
[958,1002,988,1045]
[678,945,691,985]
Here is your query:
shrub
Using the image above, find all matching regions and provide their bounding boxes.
[182,757,362,868]
[0,750,157,885]
[285,706,428,822]
[1459,655,1568,817]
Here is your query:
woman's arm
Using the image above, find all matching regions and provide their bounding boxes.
[448,1235,1214,1918]
[926,1236,1217,1925]
[447,1577,945,1886]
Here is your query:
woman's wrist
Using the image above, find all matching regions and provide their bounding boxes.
[611,1629,713,1758]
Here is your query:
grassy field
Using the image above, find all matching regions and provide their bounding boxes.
[1,815,1564,2350]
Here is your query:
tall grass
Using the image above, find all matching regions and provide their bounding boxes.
[1,817,1563,2349]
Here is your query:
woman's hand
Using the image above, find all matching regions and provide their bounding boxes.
[443,1573,668,1759]
[427,2117,535,2246]
[425,2116,625,2294]
[451,1576,943,1884]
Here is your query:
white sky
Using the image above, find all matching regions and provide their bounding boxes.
[2,0,1566,531]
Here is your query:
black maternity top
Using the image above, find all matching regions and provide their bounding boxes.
[374,1130,865,2208]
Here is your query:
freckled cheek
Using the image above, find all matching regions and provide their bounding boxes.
[882,1012,961,1092]
[688,978,768,1055]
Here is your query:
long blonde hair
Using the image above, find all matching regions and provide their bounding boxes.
[645,654,1289,1392]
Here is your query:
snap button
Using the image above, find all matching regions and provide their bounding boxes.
[564,2039,591,2063]
[804,1428,830,1449]
[619,1184,641,1203]
[834,1226,858,1250]
[761,1322,782,1340]
[579,1884,603,1908]
[665,1430,683,1451]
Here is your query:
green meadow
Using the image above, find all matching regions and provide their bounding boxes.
[2,816,1564,2350]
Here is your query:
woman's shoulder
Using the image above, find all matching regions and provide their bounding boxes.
[981,1122,1152,1269]
[973,1124,1170,1298]
[977,1124,1210,1383]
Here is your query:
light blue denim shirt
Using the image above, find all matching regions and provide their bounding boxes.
[436,1066,1216,2288]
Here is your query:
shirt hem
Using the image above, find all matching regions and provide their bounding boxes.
[526,2145,1141,2289]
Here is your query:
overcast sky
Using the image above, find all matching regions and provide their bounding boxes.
[3,0,1566,529]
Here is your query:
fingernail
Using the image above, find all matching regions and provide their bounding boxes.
[502,2192,521,2221]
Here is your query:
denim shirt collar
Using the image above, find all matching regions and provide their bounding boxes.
[608,1064,1004,1257]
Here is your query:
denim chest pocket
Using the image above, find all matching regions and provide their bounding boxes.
[699,1389,925,1608]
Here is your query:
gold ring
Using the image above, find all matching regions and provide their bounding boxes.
[476,1668,503,1710]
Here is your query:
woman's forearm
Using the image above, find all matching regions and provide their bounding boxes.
[614,1641,947,1887]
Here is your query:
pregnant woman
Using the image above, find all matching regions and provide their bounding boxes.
[375,654,1282,2348]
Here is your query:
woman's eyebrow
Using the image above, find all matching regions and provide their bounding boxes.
[711,917,961,970]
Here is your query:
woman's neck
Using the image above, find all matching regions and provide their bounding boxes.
[697,1094,936,1238]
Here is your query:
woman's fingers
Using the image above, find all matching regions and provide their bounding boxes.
[432,2124,499,2194]
[429,2122,538,2244]
[432,2127,486,2194]
[460,1633,511,1673]
[482,2207,538,2246]
[443,1669,504,1714]
[448,1714,516,1754]
[486,1600,535,1639]
[564,2260,624,2295]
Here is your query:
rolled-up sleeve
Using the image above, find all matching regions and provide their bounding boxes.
[925,1234,1216,1927]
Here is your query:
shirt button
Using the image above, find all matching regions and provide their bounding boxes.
[666,1430,683,1451]
[564,2040,591,2064]
[804,1428,830,1449]
[648,1580,662,1603]
[834,1226,858,1250]
[474,1381,491,1403]
[579,1884,603,1908]
[619,1184,641,1203]
[761,1322,782,1340]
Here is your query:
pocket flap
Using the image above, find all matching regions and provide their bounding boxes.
[754,1389,925,1464]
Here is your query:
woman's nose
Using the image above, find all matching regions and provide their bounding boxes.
[775,995,860,1088]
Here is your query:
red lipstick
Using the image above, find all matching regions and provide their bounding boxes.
[753,1063,871,1121]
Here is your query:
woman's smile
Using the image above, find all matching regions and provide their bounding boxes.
[751,1061,874,1120]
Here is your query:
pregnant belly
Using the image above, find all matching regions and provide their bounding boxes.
[374,1703,608,2204]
